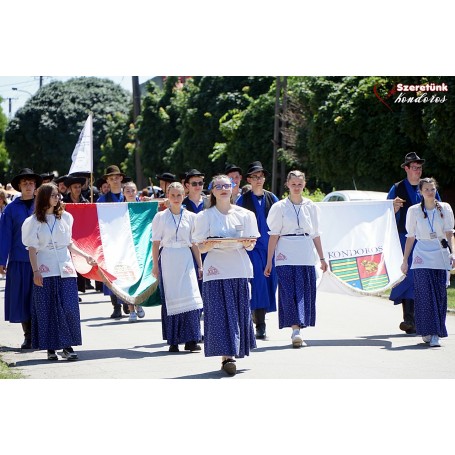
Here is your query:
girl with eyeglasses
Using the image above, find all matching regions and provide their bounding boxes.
[151,182,203,353]
[21,183,96,361]
[401,177,454,348]
[193,175,259,375]
[264,170,328,348]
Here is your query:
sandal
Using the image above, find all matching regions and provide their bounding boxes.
[221,358,237,376]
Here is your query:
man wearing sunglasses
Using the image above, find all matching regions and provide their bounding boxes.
[387,152,441,335]
[183,169,209,214]
[237,161,279,339]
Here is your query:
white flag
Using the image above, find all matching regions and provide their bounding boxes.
[68,114,93,175]
[315,200,404,296]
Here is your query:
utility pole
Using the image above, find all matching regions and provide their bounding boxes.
[272,77,282,195]
[5,97,18,119]
[39,76,43,88]
[132,76,145,189]
[280,76,288,189]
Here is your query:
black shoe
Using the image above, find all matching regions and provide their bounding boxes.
[405,327,416,334]
[255,323,266,340]
[184,341,201,352]
[169,345,179,352]
[62,348,78,361]
[47,350,58,361]
[21,338,32,350]
[122,303,130,315]
[86,282,94,290]
[110,306,122,318]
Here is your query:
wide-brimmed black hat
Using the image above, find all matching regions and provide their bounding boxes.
[246,161,269,177]
[224,163,242,175]
[184,169,205,184]
[55,174,68,184]
[123,176,133,183]
[95,177,107,189]
[40,172,56,181]
[103,165,126,179]
[11,168,43,192]
[156,172,177,183]
[70,171,91,179]
[64,176,86,188]
[401,152,425,168]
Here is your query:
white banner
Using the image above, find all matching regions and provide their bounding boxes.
[68,114,93,175]
[315,200,404,295]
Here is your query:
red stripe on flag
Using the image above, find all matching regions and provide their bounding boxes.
[65,203,113,281]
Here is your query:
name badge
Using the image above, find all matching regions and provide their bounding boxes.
[430,232,437,239]
[295,228,305,235]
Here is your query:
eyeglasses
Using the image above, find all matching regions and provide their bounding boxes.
[249,175,265,181]
[50,193,60,198]
[190,181,204,187]
[409,165,423,171]
[213,183,232,190]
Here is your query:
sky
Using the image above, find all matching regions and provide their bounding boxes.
[0,76,154,118]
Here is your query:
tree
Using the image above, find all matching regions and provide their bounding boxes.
[4,77,131,180]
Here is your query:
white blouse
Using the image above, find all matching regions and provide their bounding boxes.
[193,205,260,281]
[151,208,196,247]
[21,211,77,278]
[406,202,454,270]
[266,197,321,266]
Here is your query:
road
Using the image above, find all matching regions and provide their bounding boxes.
[1,277,455,379]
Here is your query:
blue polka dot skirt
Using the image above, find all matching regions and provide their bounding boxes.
[158,256,201,346]
[413,269,448,338]
[276,265,316,329]
[31,276,82,350]
[202,278,256,358]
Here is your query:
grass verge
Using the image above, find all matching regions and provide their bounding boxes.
[0,354,22,379]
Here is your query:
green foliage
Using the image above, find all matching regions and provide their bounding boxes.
[4,78,131,180]
[281,188,326,202]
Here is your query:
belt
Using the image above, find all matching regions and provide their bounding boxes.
[282,233,309,237]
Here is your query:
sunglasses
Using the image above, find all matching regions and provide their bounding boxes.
[190,181,204,187]
[213,183,232,190]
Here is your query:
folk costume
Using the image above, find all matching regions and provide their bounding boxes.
[266,197,321,329]
[193,205,259,358]
[151,208,202,347]
[21,211,82,350]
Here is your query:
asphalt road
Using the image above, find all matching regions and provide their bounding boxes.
[1,277,455,379]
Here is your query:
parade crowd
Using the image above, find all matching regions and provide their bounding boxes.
[0,153,454,376]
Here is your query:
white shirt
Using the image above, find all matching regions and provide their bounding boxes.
[193,205,260,281]
[406,202,454,270]
[151,208,196,248]
[267,197,321,266]
[21,211,77,277]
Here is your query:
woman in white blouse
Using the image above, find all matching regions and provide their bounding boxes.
[401,177,454,348]
[151,182,203,353]
[264,170,327,348]
[193,174,259,376]
[21,183,96,361]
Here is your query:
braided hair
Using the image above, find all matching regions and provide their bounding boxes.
[419,177,443,219]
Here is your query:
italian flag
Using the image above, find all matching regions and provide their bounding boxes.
[65,202,159,305]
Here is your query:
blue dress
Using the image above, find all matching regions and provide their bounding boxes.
[0,198,35,322]
[237,192,278,313]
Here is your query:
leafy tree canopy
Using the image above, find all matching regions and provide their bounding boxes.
[4,77,131,180]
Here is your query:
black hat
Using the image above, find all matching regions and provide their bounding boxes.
[69,172,91,181]
[225,163,242,175]
[95,177,107,189]
[11,168,43,192]
[40,172,56,181]
[184,169,204,184]
[401,152,425,168]
[123,176,133,183]
[246,161,269,176]
[55,174,68,184]
[103,165,125,179]
[156,172,177,183]
[64,176,86,188]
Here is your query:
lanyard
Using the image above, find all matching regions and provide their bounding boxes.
[46,215,57,235]
[288,197,302,228]
[424,207,436,233]
[170,208,183,241]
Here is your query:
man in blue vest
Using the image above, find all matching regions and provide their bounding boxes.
[387,152,440,334]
